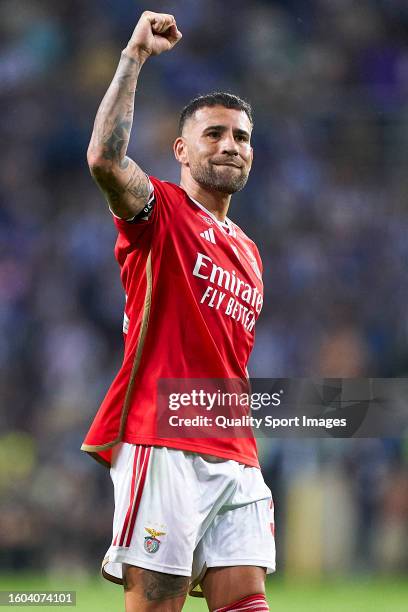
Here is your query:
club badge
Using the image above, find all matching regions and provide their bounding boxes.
[144,527,166,553]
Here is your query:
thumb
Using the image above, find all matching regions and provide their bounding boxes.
[165,24,183,46]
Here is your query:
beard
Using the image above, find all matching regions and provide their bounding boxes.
[189,160,250,194]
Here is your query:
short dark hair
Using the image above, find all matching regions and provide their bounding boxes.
[178,92,253,134]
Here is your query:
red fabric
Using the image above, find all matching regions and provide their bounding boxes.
[82,177,264,468]
[214,593,269,611]
[124,446,151,547]
[113,447,142,546]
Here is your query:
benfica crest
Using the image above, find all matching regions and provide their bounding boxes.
[144,527,166,553]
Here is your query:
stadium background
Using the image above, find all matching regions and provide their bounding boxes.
[1,0,407,610]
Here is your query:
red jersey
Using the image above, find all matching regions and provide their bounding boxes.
[81,177,264,468]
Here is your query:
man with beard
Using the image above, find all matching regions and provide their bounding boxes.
[83,10,275,612]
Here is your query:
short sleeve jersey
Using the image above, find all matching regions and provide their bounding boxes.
[81,177,264,468]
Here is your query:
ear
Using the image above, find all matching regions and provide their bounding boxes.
[173,137,189,166]
[249,145,254,168]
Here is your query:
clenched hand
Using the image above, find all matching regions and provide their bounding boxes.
[125,11,182,62]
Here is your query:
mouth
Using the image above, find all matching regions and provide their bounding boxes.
[212,162,242,169]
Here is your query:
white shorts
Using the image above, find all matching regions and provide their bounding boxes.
[102,443,276,595]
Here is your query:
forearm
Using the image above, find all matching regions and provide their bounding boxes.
[88,51,146,170]
[86,11,181,218]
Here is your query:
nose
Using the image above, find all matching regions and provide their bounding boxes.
[220,131,239,156]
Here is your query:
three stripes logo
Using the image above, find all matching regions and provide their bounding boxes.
[200,228,216,244]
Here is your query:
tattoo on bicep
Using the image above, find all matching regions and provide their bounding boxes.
[124,168,149,201]
[104,185,121,206]
[95,166,148,210]
[142,570,189,601]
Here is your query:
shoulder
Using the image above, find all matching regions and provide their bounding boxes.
[231,221,263,275]
[232,221,260,254]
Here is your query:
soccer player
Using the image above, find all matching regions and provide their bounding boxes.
[82,11,275,612]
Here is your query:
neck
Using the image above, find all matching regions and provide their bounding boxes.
[180,173,231,221]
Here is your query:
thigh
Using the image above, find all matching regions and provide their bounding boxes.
[190,467,275,600]
[201,565,266,611]
[193,483,276,586]
[123,564,189,612]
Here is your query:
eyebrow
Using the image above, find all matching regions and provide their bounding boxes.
[202,125,250,138]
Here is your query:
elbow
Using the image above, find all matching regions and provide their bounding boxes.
[87,144,104,169]
[87,148,111,177]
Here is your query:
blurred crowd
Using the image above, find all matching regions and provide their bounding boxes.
[1,0,407,578]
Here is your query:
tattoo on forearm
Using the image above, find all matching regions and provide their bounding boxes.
[93,56,141,167]
[89,55,151,213]
[101,118,132,166]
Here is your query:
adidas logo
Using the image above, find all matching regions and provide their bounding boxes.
[200,228,216,244]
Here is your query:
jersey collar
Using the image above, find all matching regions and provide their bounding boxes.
[187,194,236,236]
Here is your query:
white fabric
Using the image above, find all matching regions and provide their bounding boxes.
[102,443,276,591]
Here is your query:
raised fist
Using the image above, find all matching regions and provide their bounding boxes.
[125,11,182,61]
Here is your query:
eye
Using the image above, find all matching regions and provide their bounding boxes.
[207,131,220,138]
[236,134,249,142]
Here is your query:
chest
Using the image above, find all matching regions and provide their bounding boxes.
[153,204,264,331]
[160,205,263,293]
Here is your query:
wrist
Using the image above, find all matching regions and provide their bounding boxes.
[122,46,150,66]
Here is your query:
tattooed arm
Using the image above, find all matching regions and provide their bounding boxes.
[87,54,148,219]
[87,11,182,219]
